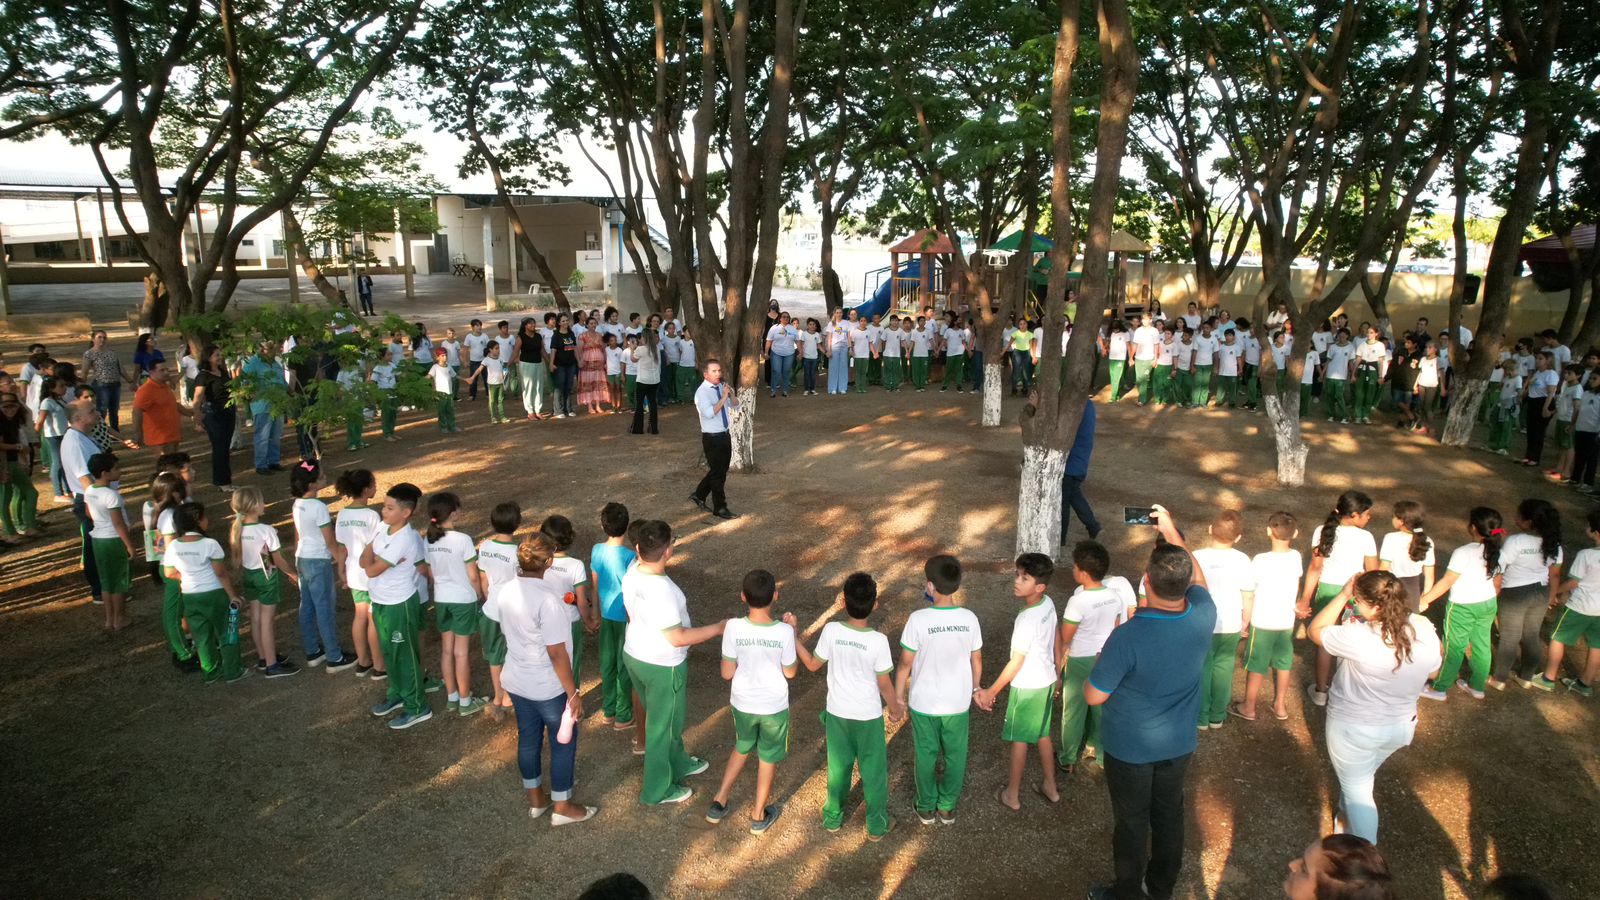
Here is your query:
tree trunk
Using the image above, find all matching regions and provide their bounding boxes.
[1195,261,1223,313]
[282,208,345,305]
[1261,391,1307,485]
[728,386,757,472]
[819,187,844,314]
[1016,444,1068,555]
[981,361,1004,425]
[1440,378,1489,446]
[141,272,171,330]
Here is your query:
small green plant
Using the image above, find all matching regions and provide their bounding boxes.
[567,268,587,291]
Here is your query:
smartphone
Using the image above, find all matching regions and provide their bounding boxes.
[1124,506,1157,526]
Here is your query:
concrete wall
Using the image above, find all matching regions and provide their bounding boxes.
[436,198,609,293]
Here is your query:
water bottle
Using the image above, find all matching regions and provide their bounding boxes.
[224,602,240,647]
[557,702,576,743]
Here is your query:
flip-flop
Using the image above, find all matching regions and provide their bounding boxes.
[1273,709,1290,720]
[996,786,1020,812]
[1032,783,1061,805]
[1228,703,1256,722]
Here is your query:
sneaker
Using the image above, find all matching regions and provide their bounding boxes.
[264,661,300,678]
[705,800,729,824]
[656,785,694,805]
[915,809,936,825]
[355,663,374,678]
[256,658,269,671]
[389,709,433,730]
[371,698,405,717]
[370,669,389,681]
[935,809,956,826]
[688,493,710,512]
[683,756,710,777]
[750,804,784,835]
[458,696,487,716]
[1419,687,1448,702]
[1562,677,1594,697]
[173,654,201,673]
[865,816,896,842]
[1528,674,1557,692]
[1455,679,1486,700]
[1486,678,1507,692]
[423,677,445,693]
[224,667,252,684]
[305,651,326,668]
[326,655,359,673]
[1306,684,1328,707]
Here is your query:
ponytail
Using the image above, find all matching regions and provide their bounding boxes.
[335,468,376,501]
[425,492,460,544]
[1319,490,1374,559]
[228,487,265,569]
[1518,498,1562,564]
[1471,506,1505,575]
[1353,571,1414,671]
[1393,500,1431,563]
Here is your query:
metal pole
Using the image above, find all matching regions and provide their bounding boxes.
[482,213,497,311]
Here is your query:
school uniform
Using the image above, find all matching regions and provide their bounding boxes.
[1191,334,1220,407]
[1353,339,1388,421]
[909,327,934,391]
[1246,550,1303,675]
[1003,597,1059,744]
[1172,339,1195,407]
[85,484,132,597]
[1215,342,1242,407]
[164,535,243,683]
[476,537,518,671]
[1129,326,1161,404]
[797,331,822,394]
[368,525,429,716]
[1489,373,1524,452]
[428,531,480,640]
[462,332,491,399]
[1323,343,1356,420]
[590,542,637,722]
[1299,350,1321,417]
[815,621,895,836]
[941,327,971,391]
[1431,543,1500,695]
[545,555,591,683]
[880,328,906,391]
[623,569,701,804]
[1192,547,1255,727]
[1104,331,1130,401]
[428,363,457,432]
[239,521,285,607]
[722,617,797,764]
[900,605,983,814]
[1154,337,1176,405]
[1058,578,1132,767]
[849,328,874,394]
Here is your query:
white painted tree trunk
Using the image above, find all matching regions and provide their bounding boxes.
[729,386,757,472]
[1441,377,1489,447]
[1262,394,1308,486]
[1016,443,1068,559]
[980,362,1004,426]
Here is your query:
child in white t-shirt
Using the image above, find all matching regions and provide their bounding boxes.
[1193,510,1256,728]
[440,328,462,398]
[974,553,1060,809]
[230,486,300,675]
[426,492,485,715]
[1055,540,1133,769]
[1322,328,1356,422]
[369,349,400,441]
[1489,359,1523,454]
[1534,508,1600,694]
[706,569,797,833]
[1238,513,1302,721]
[1551,365,1583,482]
[791,572,902,839]
[1377,500,1434,609]
[896,554,982,823]
[604,334,625,410]
[86,452,136,631]
[476,501,521,713]
[540,514,597,682]
[469,342,510,424]
[427,348,459,434]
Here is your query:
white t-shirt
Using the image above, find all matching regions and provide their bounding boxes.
[439,340,461,367]
[1130,326,1160,361]
[721,617,797,715]
[476,538,520,621]
[1310,524,1378,587]
[900,606,983,715]
[1249,550,1303,631]
[546,555,588,624]
[368,525,426,605]
[678,339,697,369]
[1193,546,1255,633]
[428,363,455,393]
[943,328,970,356]
[1322,614,1442,726]
[1216,343,1241,377]
[910,329,933,357]
[797,331,822,359]
[605,346,625,376]
[881,328,904,357]
[1182,313,1202,330]
[1500,533,1560,588]
[814,621,893,721]
[622,570,691,667]
[1379,532,1434,579]
[497,576,572,702]
[1565,548,1600,615]
[426,531,479,604]
[1156,337,1175,366]
[661,335,681,364]
[239,522,281,572]
[1312,330,1333,354]
[1173,340,1194,372]
[1324,344,1355,379]
[1355,340,1388,366]
[163,536,225,593]
[1445,543,1499,604]
[335,505,381,591]
[1062,577,1134,656]
[1105,332,1129,360]
[463,332,491,362]
[1557,383,1581,421]
[1242,334,1262,366]
[85,484,125,540]
[480,356,507,385]
[849,328,873,359]
[766,324,799,355]
[292,498,333,559]
[1416,357,1440,388]
[1578,391,1600,432]
[494,334,516,360]
[1008,598,1059,689]
[1527,369,1559,399]
[1192,334,1219,366]
[1301,350,1320,385]
[369,363,397,390]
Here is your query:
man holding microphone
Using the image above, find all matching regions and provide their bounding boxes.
[689,360,738,520]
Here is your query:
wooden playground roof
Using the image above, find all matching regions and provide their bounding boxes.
[888,228,958,255]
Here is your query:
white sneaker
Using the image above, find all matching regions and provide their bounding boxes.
[1306,684,1328,707]
[1420,687,1448,701]
[1456,679,1486,700]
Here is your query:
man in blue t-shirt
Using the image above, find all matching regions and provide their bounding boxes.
[1084,504,1214,900]
[1059,398,1100,544]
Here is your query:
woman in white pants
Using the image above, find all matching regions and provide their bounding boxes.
[1309,570,1442,844]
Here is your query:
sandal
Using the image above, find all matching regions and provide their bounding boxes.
[1227,703,1256,722]
[1032,783,1061,804]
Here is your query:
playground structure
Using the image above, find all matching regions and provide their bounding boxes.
[854,228,966,320]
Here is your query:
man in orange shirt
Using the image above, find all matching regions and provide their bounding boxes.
[130,360,183,457]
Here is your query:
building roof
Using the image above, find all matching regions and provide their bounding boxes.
[988,231,1054,252]
[888,228,957,255]
[1520,224,1596,265]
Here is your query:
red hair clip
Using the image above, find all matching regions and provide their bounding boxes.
[1490,528,1505,537]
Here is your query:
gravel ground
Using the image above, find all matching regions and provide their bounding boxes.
[2,309,1597,899]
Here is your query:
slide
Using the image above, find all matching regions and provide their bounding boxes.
[851,259,920,321]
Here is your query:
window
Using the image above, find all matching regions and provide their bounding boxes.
[241,238,255,247]
[34,241,66,260]
[272,241,286,257]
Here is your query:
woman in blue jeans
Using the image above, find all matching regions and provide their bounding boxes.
[550,316,580,418]
[81,329,131,431]
[825,310,850,395]
[500,533,596,826]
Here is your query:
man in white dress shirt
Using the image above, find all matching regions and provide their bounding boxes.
[689,361,739,519]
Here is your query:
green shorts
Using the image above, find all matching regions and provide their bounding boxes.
[351,588,370,605]
[480,615,507,666]
[1556,420,1575,449]
[242,568,282,606]
[435,600,480,636]
[1001,684,1055,744]
[1245,628,1294,674]
[1312,582,1344,615]
[607,374,622,386]
[1552,608,1600,647]
[91,537,132,595]
[732,708,790,763]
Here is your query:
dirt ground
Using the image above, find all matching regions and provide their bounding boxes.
[3,292,1598,899]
